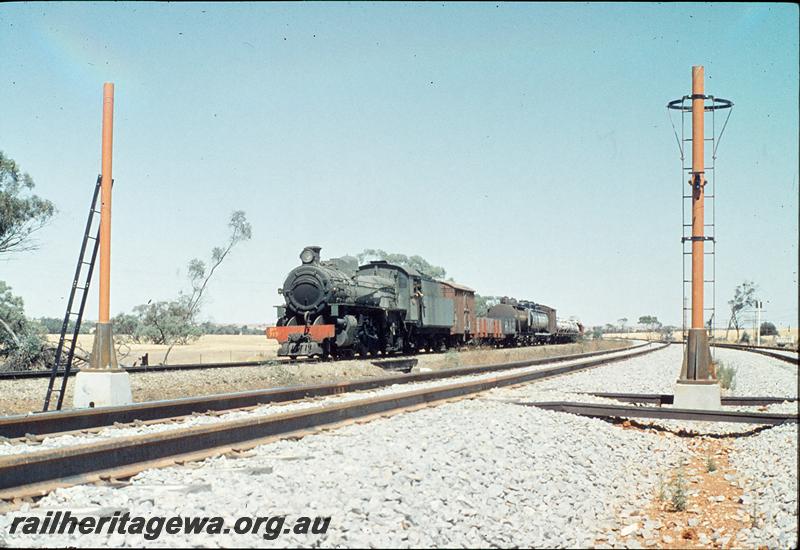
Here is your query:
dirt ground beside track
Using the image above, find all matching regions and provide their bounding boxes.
[0,338,627,416]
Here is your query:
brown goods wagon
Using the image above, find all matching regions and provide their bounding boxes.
[441,281,476,337]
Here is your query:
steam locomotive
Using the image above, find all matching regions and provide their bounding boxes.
[267,246,583,359]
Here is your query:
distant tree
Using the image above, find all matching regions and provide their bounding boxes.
[474,295,500,317]
[659,325,675,342]
[603,323,616,333]
[590,326,604,340]
[759,322,778,337]
[617,318,628,333]
[131,298,201,345]
[638,315,662,339]
[0,151,56,255]
[726,281,757,342]
[35,316,91,335]
[355,249,447,279]
[0,281,52,370]
[127,211,252,363]
[111,312,141,336]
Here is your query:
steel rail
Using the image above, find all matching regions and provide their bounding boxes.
[582,392,798,407]
[0,343,653,439]
[522,401,798,425]
[0,344,668,497]
[710,342,798,365]
[0,339,638,380]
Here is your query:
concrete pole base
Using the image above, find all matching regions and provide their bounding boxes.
[73,370,132,408]
[74,321,132,408]
[673,380,721,410]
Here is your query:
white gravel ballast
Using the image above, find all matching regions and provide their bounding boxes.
[0,397,682,548]
[0,344,795,548]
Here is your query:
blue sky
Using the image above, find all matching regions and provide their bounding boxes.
[1,2,797,328]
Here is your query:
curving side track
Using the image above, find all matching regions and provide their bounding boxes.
[711,342,799,365]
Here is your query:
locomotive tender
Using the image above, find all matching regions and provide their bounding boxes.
[267,246,583,359]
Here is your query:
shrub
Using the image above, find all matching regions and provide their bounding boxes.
[669,470,688,511]
[717,361,737,390]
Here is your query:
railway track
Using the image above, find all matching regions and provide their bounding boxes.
[524,401,798,426]
[711,342,799,365]
[0,342,666,499]
[0,341,631,380]
[0,342,650,439]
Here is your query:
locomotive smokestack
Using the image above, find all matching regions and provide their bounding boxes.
[300,246,322,265]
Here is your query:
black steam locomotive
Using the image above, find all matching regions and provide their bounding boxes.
[267,246,583,359]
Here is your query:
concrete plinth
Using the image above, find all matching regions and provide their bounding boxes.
[674,380,721,410]
[73,370,133,408]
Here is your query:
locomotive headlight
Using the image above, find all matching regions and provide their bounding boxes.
[300,249,315,264]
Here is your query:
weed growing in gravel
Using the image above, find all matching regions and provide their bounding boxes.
[705,456,717,473]
[716,361,737,390]
[751,501,759,528]
[668,470,688,511]
[657,474,667,502]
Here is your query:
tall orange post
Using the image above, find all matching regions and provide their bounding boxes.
[88,82,120,371]
[690,67,705,331]
[75,83,131,408]
[669,66,733,409]
[99,82,113,324]
[677,66,714,390]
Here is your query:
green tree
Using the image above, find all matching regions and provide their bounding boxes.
[0,151,56,255]
[111,312,141,336]
[474,295,500,317]
[726,281,757,342]
[127,211,252,363]
[355,249,447,279]
[638,315,662,340]
[759,322,778,337]
[0,281,52,370]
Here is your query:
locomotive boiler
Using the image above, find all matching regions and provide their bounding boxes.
[268,246,460,359]
[267,246,583,359]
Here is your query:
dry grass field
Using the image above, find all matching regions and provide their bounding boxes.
[46,334,279,365]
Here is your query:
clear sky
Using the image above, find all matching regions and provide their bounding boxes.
[1,2,797,329]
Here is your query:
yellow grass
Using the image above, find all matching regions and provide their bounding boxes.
[46,334,279,365]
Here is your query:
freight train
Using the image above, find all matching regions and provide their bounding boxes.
[267,246,584,359]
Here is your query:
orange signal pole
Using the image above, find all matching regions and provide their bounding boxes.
[670,65,733,408]
[690,67,705,330]
[75,82,130,407]
[99,82,113,324]
[87,82,120,372]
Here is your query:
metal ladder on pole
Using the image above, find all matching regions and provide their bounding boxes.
[42,176,102,412]
[670,95,732,346]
